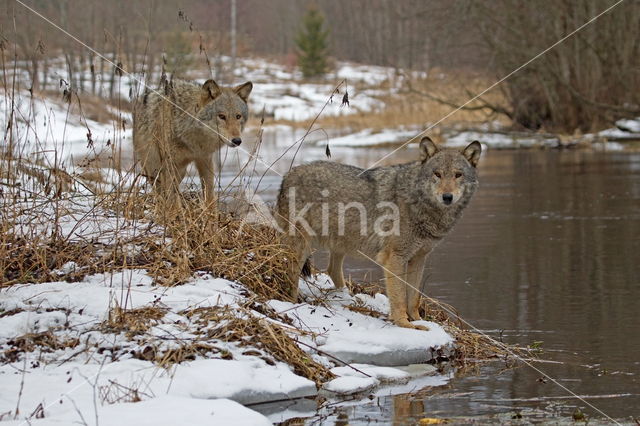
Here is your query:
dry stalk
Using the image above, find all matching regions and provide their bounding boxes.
[102,305,168,339]
[183,305,333,385]
[2,331,80,363]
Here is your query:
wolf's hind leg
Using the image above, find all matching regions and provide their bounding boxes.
[281,231,311,302]
[327,251,346,290]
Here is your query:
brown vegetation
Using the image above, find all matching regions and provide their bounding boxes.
[310,71,508,134]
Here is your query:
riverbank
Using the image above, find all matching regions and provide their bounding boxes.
[0,268,453,424]
[1,158,510,424]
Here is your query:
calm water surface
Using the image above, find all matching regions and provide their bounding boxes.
[217,132,640,423]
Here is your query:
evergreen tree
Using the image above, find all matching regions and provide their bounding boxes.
[295,7,329,78]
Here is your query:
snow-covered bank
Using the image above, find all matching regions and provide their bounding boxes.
[0,267,454,425]
[444,130,560,149]
[236,57,394,121]
[0,88,128,168]
[443,117,640,151]
[271,276,454,368]
[322,127,420,147]
[0,160,455,424]
[317,115,640,151]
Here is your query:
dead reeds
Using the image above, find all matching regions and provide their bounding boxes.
[102,305,168,339]
[420,297,528,364]
[148,197,296,301]
[183,305,333,385]
[2,331,79,363]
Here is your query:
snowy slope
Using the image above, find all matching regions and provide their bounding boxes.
[0,268,453,424]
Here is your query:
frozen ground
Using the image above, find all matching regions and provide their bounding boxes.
[0,268,454,425]
[444,129,560,150]
[0,87,129,169]
[323,127,421,147]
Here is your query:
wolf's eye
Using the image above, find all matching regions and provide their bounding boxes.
[455,172,462,178]
[236,114,242,120]
[218,114,226,120]
[434,171,442,179]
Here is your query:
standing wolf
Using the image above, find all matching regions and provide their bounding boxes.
[276,137,481,330]
[133,79,252,200]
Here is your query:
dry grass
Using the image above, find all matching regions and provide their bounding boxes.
[419,298,528,364]
[102,305,168,339]
[0,165,295,301]
[40,89,132,124]
[99,379,150,405]
[346,303,384,318]
[163,203,295,301]
[94,303,334,385]
[273,70,509,136]
[0,233,98,287]
[108,192,297,300]
[2,331,80,363]
[183,305,334,385]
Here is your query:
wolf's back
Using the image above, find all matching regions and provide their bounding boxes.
[277,161,378,208]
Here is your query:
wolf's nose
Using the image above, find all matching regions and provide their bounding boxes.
[442,193,453,205]
[231,138,242,146]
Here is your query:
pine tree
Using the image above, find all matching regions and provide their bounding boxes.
[295,7,329,78]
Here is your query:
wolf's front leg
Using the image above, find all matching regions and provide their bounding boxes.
[380,251,428,330]
[406,251,428,327]
[195,155,216,205]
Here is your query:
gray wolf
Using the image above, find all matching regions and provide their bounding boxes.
[276,137,481,329]
[133,79,252,200]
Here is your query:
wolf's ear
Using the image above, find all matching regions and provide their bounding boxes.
[234,81,253,102]
[419,136,438,163]
[202,79,222,100]
[462,141,482,167]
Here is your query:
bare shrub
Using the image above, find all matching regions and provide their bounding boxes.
[468,0,640,132]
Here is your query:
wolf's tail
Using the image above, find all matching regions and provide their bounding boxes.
[301,257,312,278]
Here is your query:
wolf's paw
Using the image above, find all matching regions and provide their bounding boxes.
[411,323,430,331]
[394,319,430,331]
[408,310,423,321]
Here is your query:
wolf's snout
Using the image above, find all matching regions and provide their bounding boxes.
[442,193,453,205]
[231,138,242,146]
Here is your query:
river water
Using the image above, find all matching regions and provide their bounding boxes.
[214,130,640,423]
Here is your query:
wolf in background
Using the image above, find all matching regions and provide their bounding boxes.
[133,79,252,201]
[276,137,482,329]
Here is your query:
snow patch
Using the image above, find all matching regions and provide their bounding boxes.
[323,376,379,395]
[271,274,455,367]
[445,131,559,149]
[327,128,418,147]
